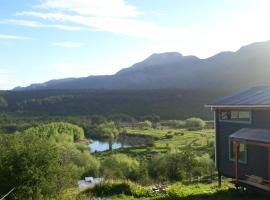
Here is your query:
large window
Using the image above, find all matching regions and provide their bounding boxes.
[229,141,247,164]
[219,110,252,124]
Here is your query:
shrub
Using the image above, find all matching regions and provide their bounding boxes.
[165,134,174,139]
[101,154,140,180]
[194,154,215,177]
[0,133,81,199]
[88,180,151,198]
[184,118,206,130]
[91,115,107,126]
[24,122,84,142]
[146,140,156,147]
[88,121,120,139]
[72,151,100,177]
[108,113,137,123]
[140,114,160,123]
[137,120,152,130]
[174,131,184,136]
[161,120,185,128]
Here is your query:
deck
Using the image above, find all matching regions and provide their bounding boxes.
[238,179,270,191]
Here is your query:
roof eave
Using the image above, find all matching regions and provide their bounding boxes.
[205,104,270,108]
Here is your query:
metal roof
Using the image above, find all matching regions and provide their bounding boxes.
[230,128,270,144]
[206,86,270,108]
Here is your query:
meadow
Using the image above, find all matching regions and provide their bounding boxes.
[0,115,267,199]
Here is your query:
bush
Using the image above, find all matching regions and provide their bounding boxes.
[165,134,174,139]
[140,114,160,123]
[24,122,84,142]
[0,133,81,199]
[174,131,184,136]
[91,115,107,126]
[161,120,185,128]
[101,154,140,180]
[137,120,152,130]
[184,118,206,130]
[72,151,100,177]
[148,147,198,182]
[194,154,215,177]
[108,113,137,123]
[88,121,120,139]
[88,180,151,198]
[146,140,156,147]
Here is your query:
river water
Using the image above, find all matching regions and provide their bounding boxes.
[89,134,153,152]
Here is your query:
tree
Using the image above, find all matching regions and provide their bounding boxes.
[24,122,84,142]
[0,133,80,199]
[0,96,8,108]
[184,118,206,130]
[91,115,107,126]
[92,121,120,150]
[194,153,215,178]
[140,114,160,123]
[137,120,152,130]
[101,154,140,180]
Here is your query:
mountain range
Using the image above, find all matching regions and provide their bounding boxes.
[15,40,270,92]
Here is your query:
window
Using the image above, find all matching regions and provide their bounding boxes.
[219,110,252,124]
[229,141,247,164]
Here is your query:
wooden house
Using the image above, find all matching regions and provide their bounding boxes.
[207,86,270,192]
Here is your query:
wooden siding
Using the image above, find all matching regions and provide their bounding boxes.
[216,109,270,179]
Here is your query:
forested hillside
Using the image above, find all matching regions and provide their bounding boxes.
[0,89,229,119]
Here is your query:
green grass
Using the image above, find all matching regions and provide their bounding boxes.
[96,128,214,160]
[125,127,177,138]
[82,181,268,200]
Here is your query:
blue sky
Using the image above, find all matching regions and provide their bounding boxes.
[0,0,270,89]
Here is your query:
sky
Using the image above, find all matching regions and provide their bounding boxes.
[1,0,270,90]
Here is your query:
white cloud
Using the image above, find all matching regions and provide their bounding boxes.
[38,0,142,18]
[0,34,30,40]
[0,19,83,31]
[18,11,191,42]
[15,0,192,52]
[51,41,81,48]
[13,0,270,58]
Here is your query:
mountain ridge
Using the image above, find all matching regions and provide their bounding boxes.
[14,40,270,92]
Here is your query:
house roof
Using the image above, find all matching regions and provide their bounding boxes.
[230,128,270,144]
[206,86,270,108]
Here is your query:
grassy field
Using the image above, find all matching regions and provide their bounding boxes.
[88,126,269,199]
[97,127,214,159]
[80,181,268,200]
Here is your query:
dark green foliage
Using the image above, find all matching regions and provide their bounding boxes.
[88,121,120,139]
[87,180,151,198]
[65,146,100,178]
[148,147,213,182]
[0,95,8,108]
[101,154,140,180]
[91,115,107,126]
[140,114,161,123]
[108,113,137,123]
[0,133,80,199]
[137,120,152,130]
[0,89,228,119]
[84,181,267,200]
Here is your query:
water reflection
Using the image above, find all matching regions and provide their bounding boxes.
[89,135,153,152]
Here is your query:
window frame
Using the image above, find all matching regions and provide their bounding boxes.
[219,110,252,124]
[228,140,247,164]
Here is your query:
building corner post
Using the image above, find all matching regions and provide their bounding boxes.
[218,171,222,188]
